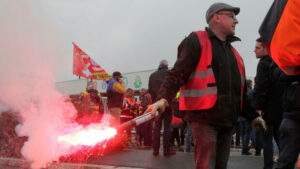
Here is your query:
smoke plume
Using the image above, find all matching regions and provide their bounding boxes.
[0,0,82,168]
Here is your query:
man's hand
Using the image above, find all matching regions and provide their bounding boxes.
[256,110,262,116]
[145,99,168,120]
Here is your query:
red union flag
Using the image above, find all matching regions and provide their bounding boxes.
[73,42,111,80]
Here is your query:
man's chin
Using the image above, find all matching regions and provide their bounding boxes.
[231,28,236,35]
[228,31,235,36]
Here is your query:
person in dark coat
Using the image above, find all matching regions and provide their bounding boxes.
[254,37,285,169]
[275,73,300,169]
[149,60,176,156]
[240,79,258,155]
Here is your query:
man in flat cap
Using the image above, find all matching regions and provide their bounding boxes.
[146,2,247,169]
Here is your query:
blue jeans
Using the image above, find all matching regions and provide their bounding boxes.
[263,124,280,169]
[153,110,172,151]
[185,122,193,152]
[275,118,300,169]
[192,121,233,169]
[272,137,279,154]
[241,120,252,153]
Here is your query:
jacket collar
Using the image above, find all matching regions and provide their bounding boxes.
[205,27,241,43]
[158,64,168,70]
[261,55,271,61]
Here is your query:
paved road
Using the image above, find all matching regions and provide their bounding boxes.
[0,148,298,169]
[87,148,299,169]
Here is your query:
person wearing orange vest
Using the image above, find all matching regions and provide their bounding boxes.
[146,3,247,169]
[139,88,153,147]
[85,88,101,115]
[170,93,183,149]
[122,88,137,144]
[122,88,136,119]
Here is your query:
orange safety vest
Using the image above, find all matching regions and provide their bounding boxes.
[145,93,152,105]
[179,31,245,111]
[172,116,183,125]
[298,156,300,168]
[123,96,135,108]
[138,102,143,116]
[138,93,153,115]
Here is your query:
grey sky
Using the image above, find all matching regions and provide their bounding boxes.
[0,0,273,82]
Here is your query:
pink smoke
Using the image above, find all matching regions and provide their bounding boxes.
[0,1,93,168]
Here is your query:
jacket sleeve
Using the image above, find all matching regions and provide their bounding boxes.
[112,82,125,94]
[255,59,271,110]
[148,74,157,102]
[158,33,201,103]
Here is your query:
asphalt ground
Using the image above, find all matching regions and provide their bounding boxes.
[88,148,263,169]
[0,148,298,169]
[84,147,299,169]
[0,130,299,169]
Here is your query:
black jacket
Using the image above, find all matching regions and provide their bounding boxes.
[241,89,259,121]
[255,56,284,124]
[279,73,300,121]
[158,28,247,127]
[149,64,172,113]
[149,65,169,102]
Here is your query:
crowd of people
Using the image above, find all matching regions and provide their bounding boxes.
[72,2,299,169]
[143,2,299,169]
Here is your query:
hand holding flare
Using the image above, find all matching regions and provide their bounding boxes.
[145,99,168,120]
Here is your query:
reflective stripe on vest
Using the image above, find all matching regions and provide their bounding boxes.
[144,93,152,105]
[90,105,99,114]
[179,31,245,111]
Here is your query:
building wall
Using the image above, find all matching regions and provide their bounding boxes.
[55,69,156,95]
[55,69,255,95]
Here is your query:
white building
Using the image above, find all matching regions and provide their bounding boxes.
[55,69,255,95]
[55,69,156,95]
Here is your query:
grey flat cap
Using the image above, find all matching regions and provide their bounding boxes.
[206,2,240,23]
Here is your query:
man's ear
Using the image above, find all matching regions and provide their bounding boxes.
[213,14,220,23]
[211,14,221,23]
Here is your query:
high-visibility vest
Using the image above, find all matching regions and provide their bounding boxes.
[123,96,135,109]
[83,89,100,114]
[145,93,152,105]
[90,104,99,114]
[123,96,138,116]
[172,116,183,125]
[138,103,143,116]
[298,156,300,168]
[179,31,245,111]
[138,93,152,115]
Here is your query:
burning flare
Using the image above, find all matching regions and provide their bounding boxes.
[58,124,117,146]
